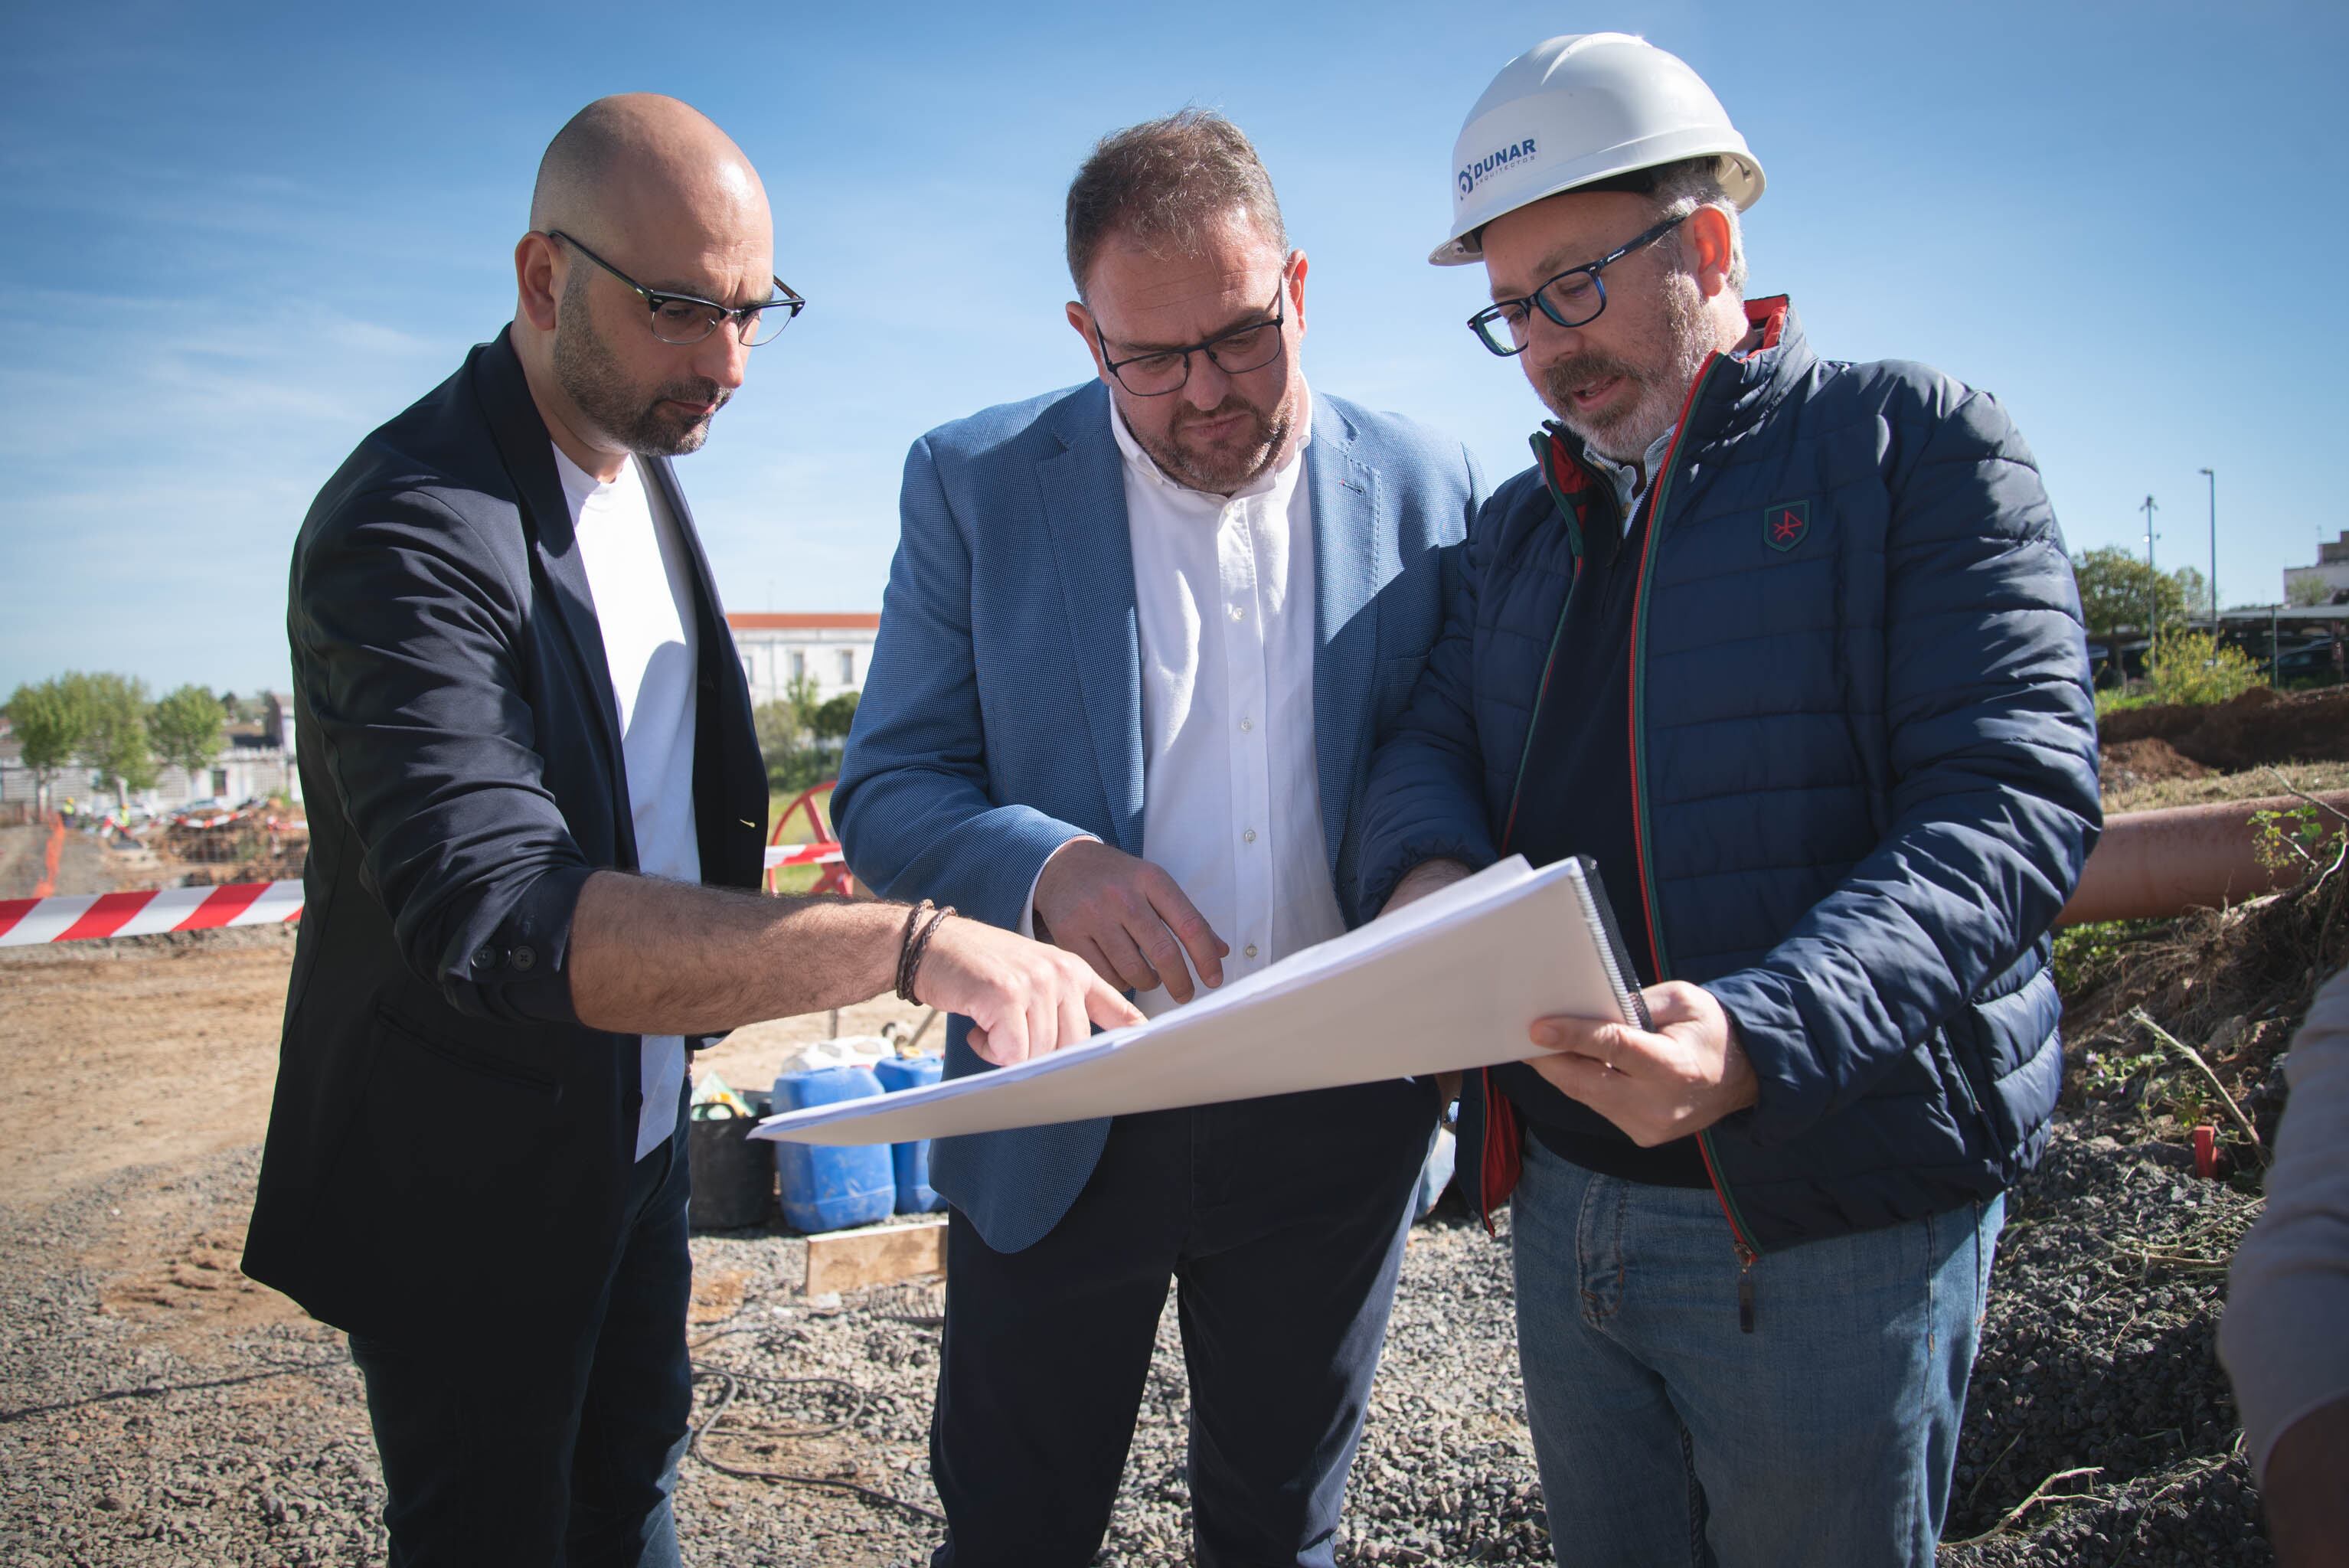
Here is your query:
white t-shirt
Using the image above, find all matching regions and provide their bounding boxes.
[554,445,701,1161]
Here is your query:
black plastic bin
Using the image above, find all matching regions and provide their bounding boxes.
[687,1089,775,1230]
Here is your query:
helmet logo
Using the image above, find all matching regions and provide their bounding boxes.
[1458,139,1538,199]
[1765,500,1811,553]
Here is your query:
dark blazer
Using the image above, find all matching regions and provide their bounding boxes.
[242,328,767,1341]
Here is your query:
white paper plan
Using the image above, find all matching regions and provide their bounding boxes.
[751,855,1645,1148]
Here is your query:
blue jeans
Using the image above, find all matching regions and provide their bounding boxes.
[1510,1137,2001,1567]
[348,1097,693,1567]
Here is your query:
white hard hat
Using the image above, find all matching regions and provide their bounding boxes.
[1432,32,1763,266]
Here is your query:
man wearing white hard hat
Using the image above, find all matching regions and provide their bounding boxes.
[1357,33,2100,1564]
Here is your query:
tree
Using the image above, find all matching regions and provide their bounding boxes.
[784,671,822,736]
[77,672,155,805]
[4,676,92,813]
[2170,565,2210,622]
[812,691,860,746]
[150,684,227,781]
[2073,546,2187,644]
[2288,574,2342,608]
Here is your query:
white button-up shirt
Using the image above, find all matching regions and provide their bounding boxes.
[1091,390,1348,1018]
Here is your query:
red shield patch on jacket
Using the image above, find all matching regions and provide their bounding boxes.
[1765,501,1810,553]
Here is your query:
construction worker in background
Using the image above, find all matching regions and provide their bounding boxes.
[1355,34,2100,1564]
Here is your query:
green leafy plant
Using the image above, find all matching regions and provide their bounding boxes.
[2145,629,2266,707]
[2250,803,2347,882]
[2050,918,2174,998]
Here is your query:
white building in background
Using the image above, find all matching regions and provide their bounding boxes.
[725,612,880,708]
[2285,530,2349,606]
[0,691,299,815]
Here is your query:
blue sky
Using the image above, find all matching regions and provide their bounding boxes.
[3,0,2343,694]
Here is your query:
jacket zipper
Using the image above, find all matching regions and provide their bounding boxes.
[1625,355,1766,1325]
[1475,434,1591,1235]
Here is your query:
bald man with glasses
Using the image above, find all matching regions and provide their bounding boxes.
[243,94,1136,1566]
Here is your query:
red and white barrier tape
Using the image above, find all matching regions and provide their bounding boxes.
[0,880,305,948]
[1,847,841,947]
[765,842,844,871]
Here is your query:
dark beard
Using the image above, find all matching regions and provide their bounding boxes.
[552,273,730,457]
[1135,394,1290,494]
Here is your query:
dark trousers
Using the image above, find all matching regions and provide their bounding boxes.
[348,1102,694,1567]
[931,1077,1438,1568]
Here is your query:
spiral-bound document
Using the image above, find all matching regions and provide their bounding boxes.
[752,854,1648,1148]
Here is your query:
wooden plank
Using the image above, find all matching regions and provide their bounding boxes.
[803,1218,947,1295]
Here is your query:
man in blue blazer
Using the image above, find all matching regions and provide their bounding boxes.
[834,111,1483,1566]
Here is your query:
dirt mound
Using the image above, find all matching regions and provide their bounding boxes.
[0,821,114,900]
[2100,685,2349,770]
[2098,737,2209,791]
[2058,867,2347,1163]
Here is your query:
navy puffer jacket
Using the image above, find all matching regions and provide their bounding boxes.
[1357,299,2101,1256]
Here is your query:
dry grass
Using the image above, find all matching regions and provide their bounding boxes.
[2102,759,2349,815]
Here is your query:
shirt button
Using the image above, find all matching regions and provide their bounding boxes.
[1229,604,1246,621]
[471,946,498,970]
[511,946,537,972]
[1239,717,1253,732]
[1242,828,1256,844]
[1243,943,1259,959]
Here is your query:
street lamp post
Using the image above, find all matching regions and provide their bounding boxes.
[2142,494,2160,659]
[2198,467,2217,624]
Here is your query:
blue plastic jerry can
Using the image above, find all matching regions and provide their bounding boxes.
[770,1066,897,1233]
[872,1054,947,1214]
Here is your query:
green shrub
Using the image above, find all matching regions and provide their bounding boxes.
[2050,917,2174,998]
[2145,631,2265,707]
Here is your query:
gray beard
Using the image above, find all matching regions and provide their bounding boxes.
[1543,278,1714,463]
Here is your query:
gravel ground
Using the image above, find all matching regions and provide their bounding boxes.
[0,1148,385,1567]
[1939,1116,2270,1566]
[673,1202,1546,1568]
[0,1114,2272,1566]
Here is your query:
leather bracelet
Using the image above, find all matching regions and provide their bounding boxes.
[894,900,933,1003]
[900,904,956,1004]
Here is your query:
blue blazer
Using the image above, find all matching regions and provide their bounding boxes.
[833,379,1482,1253]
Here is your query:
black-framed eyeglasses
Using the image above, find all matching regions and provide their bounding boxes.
[541,229,805,348]
[1093,275,1289,397]
[1465,212,1687,357]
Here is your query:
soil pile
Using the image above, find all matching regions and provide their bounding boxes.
[2100,686,2349,770]
[2097,737,2209,792]
[2059,864,2346,1160]
[0,822,113,900]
